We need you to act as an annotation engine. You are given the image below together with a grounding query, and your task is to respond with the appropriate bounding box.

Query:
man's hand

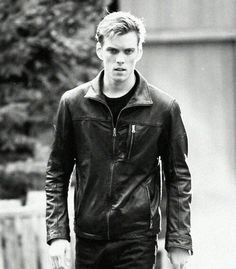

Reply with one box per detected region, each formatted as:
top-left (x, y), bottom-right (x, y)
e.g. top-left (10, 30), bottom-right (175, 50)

top-left (168, 247), bottom-right (190, 269)
top-left (49, 239), bottom-right (71, 269)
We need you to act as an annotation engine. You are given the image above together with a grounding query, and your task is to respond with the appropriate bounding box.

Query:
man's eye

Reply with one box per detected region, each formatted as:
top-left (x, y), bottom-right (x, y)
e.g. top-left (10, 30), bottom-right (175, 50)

top-left (125, 49), bottom-right (134, 55)
top-left (109, 49), bottom-right (118, 54)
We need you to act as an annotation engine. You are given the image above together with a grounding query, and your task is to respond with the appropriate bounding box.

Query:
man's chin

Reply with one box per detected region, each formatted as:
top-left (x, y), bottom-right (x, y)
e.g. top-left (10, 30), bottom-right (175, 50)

top-left (112, 75), bottom-right (126, 83)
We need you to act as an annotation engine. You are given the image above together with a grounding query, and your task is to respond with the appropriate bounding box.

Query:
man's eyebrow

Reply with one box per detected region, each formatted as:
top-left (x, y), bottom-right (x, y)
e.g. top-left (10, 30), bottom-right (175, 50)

top-left (106, 46), bottom-right (118, 50)
top-left (106, 47), bottom-right (136, 50)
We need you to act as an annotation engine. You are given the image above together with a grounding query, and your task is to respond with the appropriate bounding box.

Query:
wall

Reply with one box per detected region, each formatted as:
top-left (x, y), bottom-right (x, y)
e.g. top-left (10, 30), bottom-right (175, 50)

top-left (120, 0), bottom-right (236, 193)
top-left (119, 1), bottom-right (236, 268)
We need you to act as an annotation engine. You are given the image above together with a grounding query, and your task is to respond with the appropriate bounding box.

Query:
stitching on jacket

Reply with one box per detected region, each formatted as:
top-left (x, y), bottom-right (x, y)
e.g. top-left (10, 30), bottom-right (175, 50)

top-left (55, 182), bottom-right (59, 232)
top-left (72, 117), bottom-right (111, 122)
top-left (120, 120), bottom-right (163, 127)
top-left (170, 142), bottom-right (181, 230)
top-left (168, 99), bottom-right (181, 230)
top-left (146, 84), bottom-right (153, 102)
top-left (162, 98), bottom-right (175, 133)
top-left (172, 133), bottom-right (187, 142)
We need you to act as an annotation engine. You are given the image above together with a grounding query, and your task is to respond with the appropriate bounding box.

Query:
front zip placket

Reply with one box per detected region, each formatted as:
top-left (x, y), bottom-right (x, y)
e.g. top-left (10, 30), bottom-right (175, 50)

top-left (107, 107), bottom-right (133, 239)
top-left (107, 127), bottom-right (116, 239)
top-left (112, 127), bottom-right (116, 153)
top-left (107, 108), bottom-right (136, 239)
top-left (87, 96), bottom-right (152, 240)
top-left (86, 97), bottom-right (116, 240)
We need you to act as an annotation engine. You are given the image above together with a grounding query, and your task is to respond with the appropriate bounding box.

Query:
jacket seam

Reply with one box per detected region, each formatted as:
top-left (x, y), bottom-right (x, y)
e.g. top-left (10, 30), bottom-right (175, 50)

top-left (172, 133), bottom-right (187, 142)
top-left (171, 142), bottom-right (181, 230)
top-left (72, 117), bottom-right (111, 122)
top-left (55, 182), bottom-right (59, 232)
top-left (168, 99), bottom-right (176, 114)
top-left (146, 85), bottom-right (152, 101)
top-left (167, 234), bottom-right (191, 239)
top-left (120, 120), bottom-right (163, 127)
top-left (162, 99), bottom-right (176, 134)
top-left (169, 99), bottom-right (181, 230)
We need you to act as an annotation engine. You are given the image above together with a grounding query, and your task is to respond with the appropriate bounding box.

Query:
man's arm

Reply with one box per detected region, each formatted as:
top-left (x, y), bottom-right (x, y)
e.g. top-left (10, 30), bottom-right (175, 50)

top-left (160, 100), bottom-right (192, 264)
top-left (45, 93), bottom-right (75, 244)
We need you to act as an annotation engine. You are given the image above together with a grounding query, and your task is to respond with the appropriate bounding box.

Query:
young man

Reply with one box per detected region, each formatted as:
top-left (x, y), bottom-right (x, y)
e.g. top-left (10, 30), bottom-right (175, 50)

top-left (46, 11), bottom-right (192, 269)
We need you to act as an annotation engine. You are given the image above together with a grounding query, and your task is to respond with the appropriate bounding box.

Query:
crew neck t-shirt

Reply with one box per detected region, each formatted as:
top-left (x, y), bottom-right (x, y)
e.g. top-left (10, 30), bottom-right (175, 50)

top-left (103, 77), bottom-right (139, 126)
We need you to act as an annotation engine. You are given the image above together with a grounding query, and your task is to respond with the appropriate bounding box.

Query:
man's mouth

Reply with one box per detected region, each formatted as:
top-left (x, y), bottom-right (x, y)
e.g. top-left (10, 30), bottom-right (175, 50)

top-left (114, 68), bottom-right (126, 71)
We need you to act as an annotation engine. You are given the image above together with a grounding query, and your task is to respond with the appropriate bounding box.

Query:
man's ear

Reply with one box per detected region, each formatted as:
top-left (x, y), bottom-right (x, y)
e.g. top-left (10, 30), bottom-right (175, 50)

top-left (136, 46), bottom-right (143, 62)
top-left (96, 43), bottom-right (103, 60)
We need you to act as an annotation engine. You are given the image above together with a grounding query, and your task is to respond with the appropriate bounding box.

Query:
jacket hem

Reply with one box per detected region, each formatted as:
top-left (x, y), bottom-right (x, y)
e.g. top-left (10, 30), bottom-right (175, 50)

top-left (74, 228), bottom-right (160, 241)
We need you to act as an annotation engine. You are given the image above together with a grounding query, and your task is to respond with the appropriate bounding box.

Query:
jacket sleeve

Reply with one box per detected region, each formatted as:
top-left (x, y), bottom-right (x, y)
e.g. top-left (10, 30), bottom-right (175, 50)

top-left (45, 93), bottom-right (75, 244)
top-left (161, 100), bottom-right (193, 253)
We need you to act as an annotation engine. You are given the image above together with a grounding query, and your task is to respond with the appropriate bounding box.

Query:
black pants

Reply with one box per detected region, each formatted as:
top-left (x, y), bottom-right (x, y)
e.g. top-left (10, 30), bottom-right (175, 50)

top-left (75, 235), bottom-right (157, 269)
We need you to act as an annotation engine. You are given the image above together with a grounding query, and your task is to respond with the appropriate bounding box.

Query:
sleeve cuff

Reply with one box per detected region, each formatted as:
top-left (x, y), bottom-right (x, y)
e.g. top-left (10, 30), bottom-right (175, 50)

top-left (47, 229), bottom-right (70, 245)
top-left (165, 234), bottom-right (193, 254)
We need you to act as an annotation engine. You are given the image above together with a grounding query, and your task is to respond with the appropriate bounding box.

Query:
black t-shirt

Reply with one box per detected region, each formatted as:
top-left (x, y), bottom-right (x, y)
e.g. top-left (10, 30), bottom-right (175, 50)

top-left (104, 77), bottom-right (139, 126)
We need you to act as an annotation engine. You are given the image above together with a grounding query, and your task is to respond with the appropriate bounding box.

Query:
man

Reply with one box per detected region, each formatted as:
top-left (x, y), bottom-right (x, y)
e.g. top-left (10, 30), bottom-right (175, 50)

top-left (46, 11), bottom-right (192, 269)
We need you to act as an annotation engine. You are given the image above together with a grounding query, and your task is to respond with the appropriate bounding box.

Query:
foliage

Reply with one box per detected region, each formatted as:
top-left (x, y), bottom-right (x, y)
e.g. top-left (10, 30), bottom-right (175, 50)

top-left (0, 142), bottom-right (50, 200)
top-left (0, 0), bottom-right (106, 161)
top-left (0, 0), bottom-right (108, 198)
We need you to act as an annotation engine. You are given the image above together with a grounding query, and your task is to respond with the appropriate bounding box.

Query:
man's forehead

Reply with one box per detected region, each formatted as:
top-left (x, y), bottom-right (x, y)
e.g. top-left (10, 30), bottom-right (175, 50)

top-left (103, 32), bottom-right (139, 47)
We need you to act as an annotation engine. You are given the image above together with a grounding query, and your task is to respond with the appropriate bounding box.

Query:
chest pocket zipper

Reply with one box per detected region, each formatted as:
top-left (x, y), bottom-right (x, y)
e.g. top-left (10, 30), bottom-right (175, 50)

top-left (127, 124), bottom-right (136, 159)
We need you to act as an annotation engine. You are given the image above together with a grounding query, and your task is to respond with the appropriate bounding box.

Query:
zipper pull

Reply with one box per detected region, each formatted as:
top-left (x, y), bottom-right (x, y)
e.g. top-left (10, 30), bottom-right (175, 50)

top-left (113, 127), bottom-right (116, 137)
top-left (150, 218), bottom-right (153, 229)
top-left (131, 124), bottom-right (136, 133)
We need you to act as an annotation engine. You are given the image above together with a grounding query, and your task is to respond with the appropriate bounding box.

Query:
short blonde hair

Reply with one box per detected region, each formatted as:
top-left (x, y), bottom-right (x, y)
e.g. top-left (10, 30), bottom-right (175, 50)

top-left (95, 11), bottom-right (146, 46)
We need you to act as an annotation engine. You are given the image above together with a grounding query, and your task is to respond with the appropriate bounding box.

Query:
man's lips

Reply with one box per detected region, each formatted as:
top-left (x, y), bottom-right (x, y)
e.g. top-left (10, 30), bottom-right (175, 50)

top-left (114, 68), bottom-right (126, 71)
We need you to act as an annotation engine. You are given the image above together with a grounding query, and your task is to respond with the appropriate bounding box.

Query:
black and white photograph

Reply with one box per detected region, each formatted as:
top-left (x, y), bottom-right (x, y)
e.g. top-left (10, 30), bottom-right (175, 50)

top-left (0, 1), bottom-right (236, 268)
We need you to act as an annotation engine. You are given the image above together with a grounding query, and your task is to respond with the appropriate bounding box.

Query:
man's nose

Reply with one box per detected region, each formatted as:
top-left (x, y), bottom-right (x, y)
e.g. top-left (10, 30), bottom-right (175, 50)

top-left (116, 53), bottom-right (125, 64)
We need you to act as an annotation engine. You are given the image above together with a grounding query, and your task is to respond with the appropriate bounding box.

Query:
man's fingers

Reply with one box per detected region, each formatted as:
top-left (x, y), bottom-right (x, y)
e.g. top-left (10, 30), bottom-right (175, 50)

top-left (58, 256), bottom-right (65, 268)
top-left (49, 239), bottom-right (70, 269)
top-left (65, 248), bottom-right (71, 268)
top-left (50, 255), bottom-right (67, 269)
top-left (50, 256), bottom-right (59, 269)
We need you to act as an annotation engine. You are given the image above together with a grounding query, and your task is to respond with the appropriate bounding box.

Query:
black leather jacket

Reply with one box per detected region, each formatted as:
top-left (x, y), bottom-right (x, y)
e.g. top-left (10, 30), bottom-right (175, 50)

top-left (45, 70), bottom-right (192, 252)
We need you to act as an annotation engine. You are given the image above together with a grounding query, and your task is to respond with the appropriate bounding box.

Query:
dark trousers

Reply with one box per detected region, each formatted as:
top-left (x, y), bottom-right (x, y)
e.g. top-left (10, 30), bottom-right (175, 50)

top-left (75, 235), bottom-right (157, 269)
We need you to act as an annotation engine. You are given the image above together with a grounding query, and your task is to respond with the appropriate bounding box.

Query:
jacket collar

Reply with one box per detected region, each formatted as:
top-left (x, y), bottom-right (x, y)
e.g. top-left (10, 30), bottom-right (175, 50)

top-left (84, 70), bottom-right (153, 106)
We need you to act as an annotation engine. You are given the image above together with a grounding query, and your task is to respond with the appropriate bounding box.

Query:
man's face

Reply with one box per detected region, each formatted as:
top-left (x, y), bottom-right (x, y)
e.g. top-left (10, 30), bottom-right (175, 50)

top-left (96, 31), bottom-right (142, 84)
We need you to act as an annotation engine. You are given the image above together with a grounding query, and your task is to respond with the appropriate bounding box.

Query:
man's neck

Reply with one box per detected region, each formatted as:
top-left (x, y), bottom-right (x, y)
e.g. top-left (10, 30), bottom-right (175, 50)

top-left (103, 72), bottom-right (136, 98)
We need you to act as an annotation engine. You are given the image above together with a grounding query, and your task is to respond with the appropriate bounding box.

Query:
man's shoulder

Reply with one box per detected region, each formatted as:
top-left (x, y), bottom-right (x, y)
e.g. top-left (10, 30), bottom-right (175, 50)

top-left (62, 81), bottom-right (91, 102)
top-left (147, 83), bottom-right (175, 108)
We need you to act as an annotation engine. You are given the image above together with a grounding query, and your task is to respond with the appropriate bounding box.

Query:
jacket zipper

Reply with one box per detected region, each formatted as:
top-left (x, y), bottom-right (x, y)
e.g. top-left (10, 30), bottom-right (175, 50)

top-left (127, 124), bottom-right (136, 159)
top-left (107, 108), bottom-right (129, 239)
top-left (89, 100), bottom-right (115, 240)
top-left (86, 98), bottom-right (142, 239)
top-left (145, 185), bottom-right (153, 229)
top-left (108, 114), bottom-right (116, 240)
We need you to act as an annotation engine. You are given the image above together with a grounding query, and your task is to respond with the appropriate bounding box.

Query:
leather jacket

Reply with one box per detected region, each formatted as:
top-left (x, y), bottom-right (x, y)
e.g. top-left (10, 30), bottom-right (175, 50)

top-left (45, 70), bottom-right (192, 252)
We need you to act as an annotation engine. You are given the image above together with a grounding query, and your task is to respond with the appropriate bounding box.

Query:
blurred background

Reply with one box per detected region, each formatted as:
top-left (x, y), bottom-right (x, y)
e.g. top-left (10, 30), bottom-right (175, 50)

top-left (0, 0), bottom-right (236, 268)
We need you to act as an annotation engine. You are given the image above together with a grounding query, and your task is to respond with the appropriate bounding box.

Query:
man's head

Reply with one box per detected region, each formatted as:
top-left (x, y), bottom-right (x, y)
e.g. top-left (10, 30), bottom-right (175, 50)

top-left (95, 12), bottom-right (146, 85)
top-left (95, 11), bottom-right (146, 48)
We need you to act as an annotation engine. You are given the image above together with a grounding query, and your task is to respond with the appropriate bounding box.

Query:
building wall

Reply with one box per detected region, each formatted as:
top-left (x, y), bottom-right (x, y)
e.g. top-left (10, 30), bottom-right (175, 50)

top-left (120, 0), bottom-right (236, 194)
top-left (120, 0), bottom-right (236, 30)
top-left (118, 1), bottom-right (236, 267)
